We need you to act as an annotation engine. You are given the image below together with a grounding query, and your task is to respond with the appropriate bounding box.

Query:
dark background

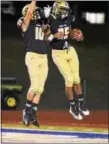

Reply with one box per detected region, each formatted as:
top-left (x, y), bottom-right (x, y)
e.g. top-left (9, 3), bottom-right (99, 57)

top-left (1, 1), bottom-right (108, 110)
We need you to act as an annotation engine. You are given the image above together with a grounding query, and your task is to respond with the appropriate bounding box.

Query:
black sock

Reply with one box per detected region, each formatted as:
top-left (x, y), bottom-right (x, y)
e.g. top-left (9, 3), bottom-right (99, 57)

top-left (68, 99), bottom-right (76, 106)
top-left (25, 100), bottom-right (32, 111)
top-left (32, 103), bottom-right (38, 112)
top-left (78, 94), bottom-right (84, 102)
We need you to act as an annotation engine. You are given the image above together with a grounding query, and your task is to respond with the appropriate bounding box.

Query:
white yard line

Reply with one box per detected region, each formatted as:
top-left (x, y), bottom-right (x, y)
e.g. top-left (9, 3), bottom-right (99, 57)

top-left (2, 132), bottom-right (108, 144)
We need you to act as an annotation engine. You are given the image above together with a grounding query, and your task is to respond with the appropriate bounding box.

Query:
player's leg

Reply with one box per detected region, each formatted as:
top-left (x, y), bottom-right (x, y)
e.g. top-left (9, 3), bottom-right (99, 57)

top-left (69, 47), bottom-right (90, 116)
top-left (31, 54), bottom-right (48, 127)
top-left (24, 52), bottom-right (40, 126)
top-left (38, 55), bottom-right (48, 94)
top-left (52, 50), bottom-right (82, 120)
top-left (30, 93), bottom-right (40, 127)
top-left (52, 50), bottom-right (74, 99)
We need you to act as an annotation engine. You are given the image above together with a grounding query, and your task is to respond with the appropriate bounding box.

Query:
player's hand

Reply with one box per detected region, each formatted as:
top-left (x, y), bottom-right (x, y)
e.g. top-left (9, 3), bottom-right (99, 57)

top-left (44, 5), bottom-right (51, 18)
top-left (53, 32), bottom-right (64, 39)
top-left (71, 29), bottom-right (84, 41)
top-left (17, 17), bottom-right (24, 28)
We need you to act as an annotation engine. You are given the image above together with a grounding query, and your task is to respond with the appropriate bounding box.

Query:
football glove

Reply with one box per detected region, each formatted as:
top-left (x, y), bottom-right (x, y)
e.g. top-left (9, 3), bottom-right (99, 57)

top-left (71, 29), bottom-right (84, 41)
top-left (44, 5), bottom-right (51, 18)
top-left (17, 17), bottom-right (24, 28)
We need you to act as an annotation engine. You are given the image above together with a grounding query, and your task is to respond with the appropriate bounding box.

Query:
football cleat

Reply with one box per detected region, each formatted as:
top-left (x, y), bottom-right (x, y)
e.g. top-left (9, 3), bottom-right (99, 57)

top-left (23, 109), bottom-right (31, 126)
top-left (31, 111), bottom-right (39, 127)
top-left (79, 101), bottom-right (90, 116)
top-left (69, 102), bottom-right (83, 120)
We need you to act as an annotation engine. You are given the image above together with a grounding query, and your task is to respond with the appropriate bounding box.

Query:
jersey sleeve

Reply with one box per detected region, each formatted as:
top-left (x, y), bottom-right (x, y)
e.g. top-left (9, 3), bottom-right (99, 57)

top-left (48, 15), bottom-right (52, 26)
top-left (48, 14), bottom-right (57, 30)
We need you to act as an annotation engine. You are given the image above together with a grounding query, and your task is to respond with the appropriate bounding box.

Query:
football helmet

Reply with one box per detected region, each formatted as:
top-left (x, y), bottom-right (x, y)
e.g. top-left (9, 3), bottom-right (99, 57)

top-left (22, 4), bottom-right (41, 20)
top-left (52, 1), bottom-right (70, 19)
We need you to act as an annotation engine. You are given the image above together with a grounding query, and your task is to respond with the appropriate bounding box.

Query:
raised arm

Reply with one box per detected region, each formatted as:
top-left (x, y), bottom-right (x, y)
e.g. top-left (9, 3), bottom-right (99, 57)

top-left (22, 0), bottom-right (36, 32)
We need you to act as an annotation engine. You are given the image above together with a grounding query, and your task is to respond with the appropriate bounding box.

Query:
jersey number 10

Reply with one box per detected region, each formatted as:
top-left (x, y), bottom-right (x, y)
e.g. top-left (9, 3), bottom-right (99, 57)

top-left (35, 27), bottom-right (44, 40)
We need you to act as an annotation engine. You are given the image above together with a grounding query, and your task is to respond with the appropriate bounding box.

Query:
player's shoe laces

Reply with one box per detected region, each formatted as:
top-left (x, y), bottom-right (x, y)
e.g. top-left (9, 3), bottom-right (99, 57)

top-left (69, 102), bottom-right (83, 120)
top-left (23, 109), bottom-right (31, 126)
top-left (31, 111), bottom-right (39, 127)
top-left (79, 101), bottom-right (90, 116)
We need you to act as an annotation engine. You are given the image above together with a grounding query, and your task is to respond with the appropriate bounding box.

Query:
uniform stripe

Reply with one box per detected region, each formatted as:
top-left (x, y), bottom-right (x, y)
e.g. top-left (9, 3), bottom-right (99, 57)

top-left (2, 128), bottom-right (108, 139)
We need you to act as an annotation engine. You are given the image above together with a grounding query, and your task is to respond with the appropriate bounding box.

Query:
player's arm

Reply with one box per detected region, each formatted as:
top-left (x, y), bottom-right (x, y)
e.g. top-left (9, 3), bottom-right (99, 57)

top-left (44, 19), bottom-right (64, 42)
top-left (42, 8), bottom-right (64, 41)
top-left (21, 0), bottom-right (36, 32)
top-left (44, 27), bottom-right (64, 42)
top-left (40, 5), bottom-right (51, 33)
top-left (17, 17), bottom-right (24, 28)
top-left (17, 17), bottom-right (25, 37)
top-left (70, 14), bottom-right (84, 41)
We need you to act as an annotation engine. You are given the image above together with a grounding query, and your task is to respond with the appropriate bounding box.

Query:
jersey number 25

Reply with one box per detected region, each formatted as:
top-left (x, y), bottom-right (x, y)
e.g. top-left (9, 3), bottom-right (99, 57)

top-left (58, 27), bottom-right (70, 39)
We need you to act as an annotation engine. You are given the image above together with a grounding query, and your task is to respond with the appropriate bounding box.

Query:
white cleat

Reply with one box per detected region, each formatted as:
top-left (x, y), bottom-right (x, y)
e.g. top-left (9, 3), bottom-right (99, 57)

top-left (79, 108), bottom-right (90, 116)
top-left (23, 109), bottom-right (25, 120)
top-left (22, 109), bottom-right (30, 126)
top-left (69, 106), bottom-right (83, 120)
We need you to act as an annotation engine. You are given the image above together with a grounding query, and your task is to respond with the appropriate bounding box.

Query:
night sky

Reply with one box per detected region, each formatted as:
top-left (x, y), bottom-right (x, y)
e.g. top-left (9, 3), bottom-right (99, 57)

top-left (12, 1), bottom-right (108, 12)
top-left (15, 1), bottom-right (107, 7)
top-left (1, 1), bottom-right (108, 22)
top-left (13, 1), bottom-right (109, 18)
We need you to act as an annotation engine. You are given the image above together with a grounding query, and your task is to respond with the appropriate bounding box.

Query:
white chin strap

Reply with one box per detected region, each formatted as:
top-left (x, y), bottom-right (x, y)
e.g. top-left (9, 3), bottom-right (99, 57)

top-left (37, 15), bottom-right (41, 19)
top-left (61, 14), bottom-right (67, 19)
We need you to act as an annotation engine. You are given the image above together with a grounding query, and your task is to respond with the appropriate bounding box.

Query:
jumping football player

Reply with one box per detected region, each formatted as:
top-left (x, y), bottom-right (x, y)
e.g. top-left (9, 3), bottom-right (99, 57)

top-left (17, 0), bottom-right (51, 127)
top-left (47, 1), bottom-right (90, 120)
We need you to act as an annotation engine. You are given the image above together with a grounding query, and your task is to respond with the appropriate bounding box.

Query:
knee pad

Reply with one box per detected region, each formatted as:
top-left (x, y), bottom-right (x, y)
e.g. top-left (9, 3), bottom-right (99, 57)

top-left (65, 76), bottom-right (74, 87)
top-left (37, 88), bottom-right (44, 95)
top-left (73, 73), bottom-right (80, 84)
top-left (28, 87), bottom-right (44, 95)
top-left (28, 87), bottom-right (37, 95)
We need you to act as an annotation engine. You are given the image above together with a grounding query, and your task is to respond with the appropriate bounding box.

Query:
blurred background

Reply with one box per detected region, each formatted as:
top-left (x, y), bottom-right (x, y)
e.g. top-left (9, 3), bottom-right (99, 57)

top-left (1, 1), bottom-right (108, 110)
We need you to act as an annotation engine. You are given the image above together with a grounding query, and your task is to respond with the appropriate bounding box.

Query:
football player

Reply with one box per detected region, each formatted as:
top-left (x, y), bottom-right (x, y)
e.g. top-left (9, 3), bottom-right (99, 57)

top-left (17, 0), bottom-right (51, 127)
top-left (47, 1), bottom-right (90, 120)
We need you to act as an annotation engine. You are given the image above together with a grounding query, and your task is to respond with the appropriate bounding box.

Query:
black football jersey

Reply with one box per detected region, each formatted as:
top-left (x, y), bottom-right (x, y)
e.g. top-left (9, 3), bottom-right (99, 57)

top-left (23, 20), bottom-right (47, 54)
top-left (49, 14), bottom-right (75, 50)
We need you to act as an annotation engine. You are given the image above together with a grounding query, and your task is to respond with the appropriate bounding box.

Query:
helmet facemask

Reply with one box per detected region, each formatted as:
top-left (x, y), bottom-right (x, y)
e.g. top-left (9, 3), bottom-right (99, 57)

top-left (58, 7), bottom-right (69, 19)
top-left (33, 9), bottom-right (41, 20)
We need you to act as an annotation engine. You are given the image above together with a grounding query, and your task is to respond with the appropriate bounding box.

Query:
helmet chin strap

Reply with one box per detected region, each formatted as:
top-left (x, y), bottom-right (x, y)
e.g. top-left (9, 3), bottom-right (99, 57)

top-left (61, 14), bottom-right (68, 19)
top-left (37, 15), bottom-right (41, 20)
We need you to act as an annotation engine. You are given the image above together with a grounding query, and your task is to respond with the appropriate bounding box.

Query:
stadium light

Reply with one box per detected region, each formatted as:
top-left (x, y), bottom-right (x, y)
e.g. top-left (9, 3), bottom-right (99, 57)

top-left (96, 13), bottom-right (105, 24)
top-left (84, 12), bottom-right (105, 24)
